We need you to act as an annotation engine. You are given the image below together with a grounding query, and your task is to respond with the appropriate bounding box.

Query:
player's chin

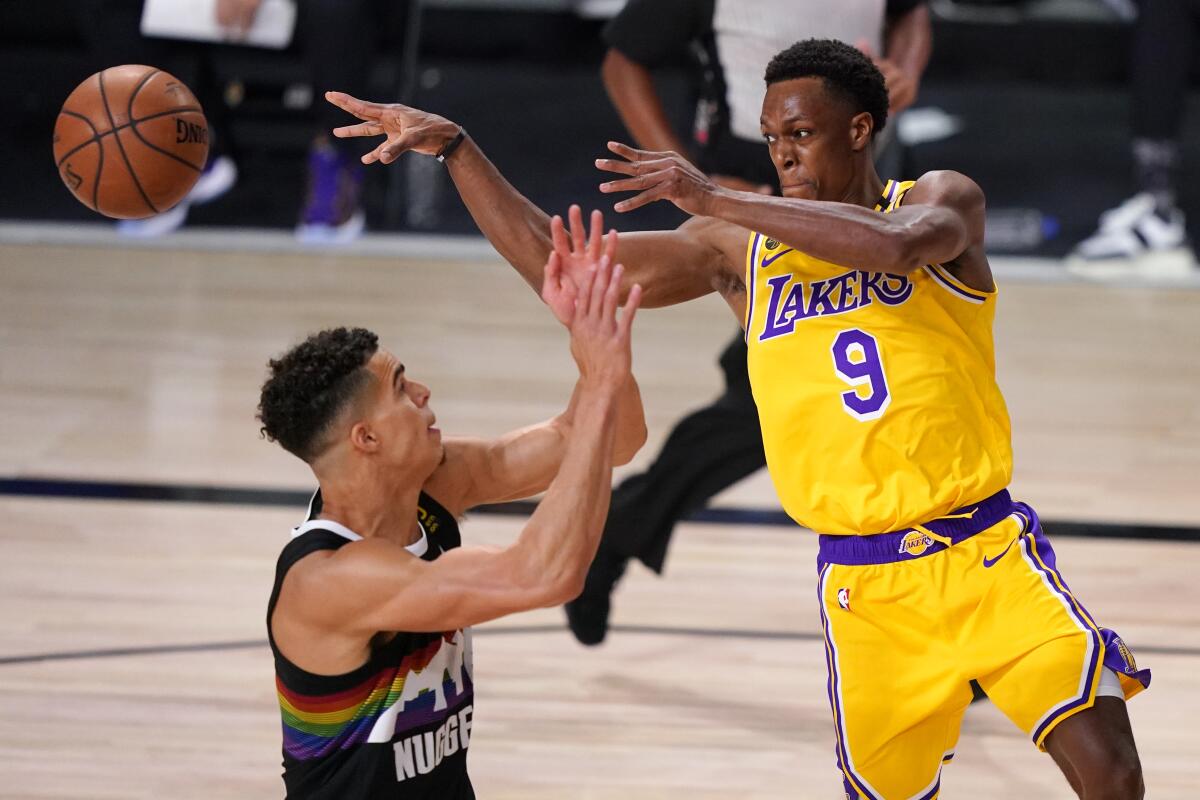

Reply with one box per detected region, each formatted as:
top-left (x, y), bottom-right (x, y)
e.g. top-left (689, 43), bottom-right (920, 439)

top-left (780, 184), bottom-right (816, 199)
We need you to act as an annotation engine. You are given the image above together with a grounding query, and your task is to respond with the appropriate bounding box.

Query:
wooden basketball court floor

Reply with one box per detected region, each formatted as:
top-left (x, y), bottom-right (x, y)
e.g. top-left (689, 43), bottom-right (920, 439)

top-left (1, 225), bottom-right (1199, 798)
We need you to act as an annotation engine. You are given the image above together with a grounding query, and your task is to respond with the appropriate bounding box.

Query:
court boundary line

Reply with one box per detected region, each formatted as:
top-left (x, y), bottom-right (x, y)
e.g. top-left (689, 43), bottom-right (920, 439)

top-left (2, 475), bottom-right (1198, 542)
top-left (3, 626), bottom-right (1197, 667)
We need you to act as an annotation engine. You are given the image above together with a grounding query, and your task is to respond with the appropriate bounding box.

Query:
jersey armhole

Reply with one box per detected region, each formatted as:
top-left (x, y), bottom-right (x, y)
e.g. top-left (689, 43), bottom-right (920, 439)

top-left (893, 181), bottom-right (995, 304)
top-left (743, 231), bottom-right (763, 340)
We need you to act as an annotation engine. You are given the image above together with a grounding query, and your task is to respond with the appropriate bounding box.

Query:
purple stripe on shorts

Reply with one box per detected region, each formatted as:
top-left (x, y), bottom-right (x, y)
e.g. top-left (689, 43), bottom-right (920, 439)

top-left (818, 564), bottom-right (883, 800)
top-left (915, 777), bottom-right (943, 800)
top-left (1019, 514), bottom-right (1104, 744)
top-left (818, 489), bottom-right (1013, 567)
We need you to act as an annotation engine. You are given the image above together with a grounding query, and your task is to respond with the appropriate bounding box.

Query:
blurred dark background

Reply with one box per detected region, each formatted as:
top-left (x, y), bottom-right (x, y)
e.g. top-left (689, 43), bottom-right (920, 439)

top-left (3, 0), bottom-right (1199, 256)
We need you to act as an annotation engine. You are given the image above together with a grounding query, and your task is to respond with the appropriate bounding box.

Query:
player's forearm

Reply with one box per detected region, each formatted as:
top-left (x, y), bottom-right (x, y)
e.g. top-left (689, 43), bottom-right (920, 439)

top-left (602, 50), bottom-right (692, 156)
top-left (557, 372), bottom-right (646, 467)
top-left (612, 374), bottom-right (646, 465)
top-left (705, 189), bottom-right (958, 274)
top-left (444, 137), bottom-right (554, 293)
top-left (515, 385), bottom-right (619, 604)
top-left (885, 4), bottom-right (932, 84)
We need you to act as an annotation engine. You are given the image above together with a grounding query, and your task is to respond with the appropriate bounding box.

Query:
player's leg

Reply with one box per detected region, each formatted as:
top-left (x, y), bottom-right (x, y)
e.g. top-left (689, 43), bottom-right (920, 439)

top-left (1070, 0), bottom-right (1198, 273)
top-left (1044, 697), bottom-right (1143, 800)
top-left (296, 0), bottom-right (387, 240)
top-left (819, 559), bottom-right (972, 799)
top-left (974, 504), bottom-right (1150, 798)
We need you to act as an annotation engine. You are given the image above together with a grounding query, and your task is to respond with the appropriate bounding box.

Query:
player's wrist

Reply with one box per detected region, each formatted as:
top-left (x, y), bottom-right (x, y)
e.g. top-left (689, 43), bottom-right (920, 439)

top-left (436, 127), bottom-right (467, 164)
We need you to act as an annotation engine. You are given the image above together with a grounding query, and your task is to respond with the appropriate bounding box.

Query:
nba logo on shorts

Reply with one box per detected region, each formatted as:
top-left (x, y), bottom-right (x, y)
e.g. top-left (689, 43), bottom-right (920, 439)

top-left (898, 530), bottom-right (933, 557)
top-left (837, 587), bottom-right (850, 610)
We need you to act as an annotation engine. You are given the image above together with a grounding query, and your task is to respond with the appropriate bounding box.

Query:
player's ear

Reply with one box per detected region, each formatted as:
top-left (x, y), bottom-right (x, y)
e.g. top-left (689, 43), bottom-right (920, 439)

top-left (849, 111), bottom-right (874, 153)
top-left (349, 421), bottom-right (379, 453)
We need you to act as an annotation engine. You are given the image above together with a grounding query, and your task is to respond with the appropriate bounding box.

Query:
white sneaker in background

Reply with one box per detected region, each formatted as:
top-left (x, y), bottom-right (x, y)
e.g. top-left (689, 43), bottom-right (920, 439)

top-left (1067, 193), bottom-right (1196, 279)
top-left (116, 155), bottom-right (238, 238)
top-left (188, 156), bottom-right (238, 205)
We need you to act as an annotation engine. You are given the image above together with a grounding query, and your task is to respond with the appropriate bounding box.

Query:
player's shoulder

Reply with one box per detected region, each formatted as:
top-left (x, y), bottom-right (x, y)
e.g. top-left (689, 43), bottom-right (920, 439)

top-left (907, 170), bottom-right (986, 210)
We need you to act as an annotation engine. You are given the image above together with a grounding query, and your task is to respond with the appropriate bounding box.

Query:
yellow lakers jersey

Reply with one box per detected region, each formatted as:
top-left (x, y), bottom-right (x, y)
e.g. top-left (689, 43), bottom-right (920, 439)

top-left (744, 179), bottom-right (1013, 535)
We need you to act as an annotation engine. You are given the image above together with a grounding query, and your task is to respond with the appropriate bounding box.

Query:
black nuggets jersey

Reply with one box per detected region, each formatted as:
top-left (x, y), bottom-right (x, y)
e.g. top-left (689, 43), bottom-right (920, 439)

top-left (267, 491), bottom-right (475, 799)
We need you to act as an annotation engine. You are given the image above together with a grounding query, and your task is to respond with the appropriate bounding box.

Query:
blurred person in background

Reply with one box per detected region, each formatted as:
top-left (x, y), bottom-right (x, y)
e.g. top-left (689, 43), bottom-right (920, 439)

top-left (1071, 0), bottom-right (1199, 276)
top-left (566, 0), bottom-right (931, 646)
top-left (80, 0), bottom-right (390, 242)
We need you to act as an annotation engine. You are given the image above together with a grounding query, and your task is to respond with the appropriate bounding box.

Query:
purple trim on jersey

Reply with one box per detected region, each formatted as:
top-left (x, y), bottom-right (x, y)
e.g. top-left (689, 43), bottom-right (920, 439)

top-left (819, 564), bottom-right (884, 800)
top-left (817, 489), bottom-right (1014, 567)
top-left (924, 265), bottom-right (987, 304)
top-left (744, 233), bottom-right (762, 343)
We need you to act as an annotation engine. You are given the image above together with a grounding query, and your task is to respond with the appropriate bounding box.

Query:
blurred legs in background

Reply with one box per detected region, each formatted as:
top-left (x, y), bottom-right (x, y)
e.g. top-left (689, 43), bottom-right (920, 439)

top-left (1072, 0), bottom-right (1199, 275)
top-left (566, 333), bottom-right (766, 645)
top-left (295, 0), bottom-right (387, 243)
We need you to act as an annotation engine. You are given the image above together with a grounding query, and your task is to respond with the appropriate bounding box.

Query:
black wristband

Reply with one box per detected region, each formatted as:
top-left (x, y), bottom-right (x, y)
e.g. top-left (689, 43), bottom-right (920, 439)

top-left (436, 128), bottom-right (466, 164)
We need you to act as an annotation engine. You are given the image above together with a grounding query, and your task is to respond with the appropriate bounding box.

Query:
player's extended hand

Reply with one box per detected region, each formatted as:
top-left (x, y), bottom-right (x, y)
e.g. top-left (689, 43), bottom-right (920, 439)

top-left (564, 238), bottom-right (642, 387)
top-left (596, 142), bottom-right (720, 216)
top-left (542, 205), bottom-right (618, 325)
top-left (325, 92), bottom-right (461, 165)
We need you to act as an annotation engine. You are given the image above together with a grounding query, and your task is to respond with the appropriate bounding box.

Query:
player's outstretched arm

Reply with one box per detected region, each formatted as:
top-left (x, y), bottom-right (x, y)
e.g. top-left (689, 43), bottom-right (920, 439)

top-left (323, 92), bottom-right (740, 310)
top-left (284, 261), bottom-right (642, 634)
top-left (598, 143), bottom-right (991, 291)
top-left (423, 210), bottom-right (647, 513)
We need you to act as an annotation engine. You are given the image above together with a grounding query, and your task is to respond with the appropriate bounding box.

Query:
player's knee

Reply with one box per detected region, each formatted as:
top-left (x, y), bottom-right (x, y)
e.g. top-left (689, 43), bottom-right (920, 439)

top-left (1080, 749), bottom-right (1143, 800)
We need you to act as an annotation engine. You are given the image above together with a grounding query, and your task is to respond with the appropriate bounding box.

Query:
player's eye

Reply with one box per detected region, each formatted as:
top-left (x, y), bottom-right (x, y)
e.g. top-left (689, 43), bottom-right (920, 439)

top-left (792, 129), bottom-right (811, 139)
top-left (762, 133), bottom-right (776, 143)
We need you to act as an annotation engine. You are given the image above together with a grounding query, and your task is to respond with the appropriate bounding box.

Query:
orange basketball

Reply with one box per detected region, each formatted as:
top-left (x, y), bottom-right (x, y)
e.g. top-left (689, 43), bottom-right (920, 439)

top-left (53, 65), bottom-right (209, 220)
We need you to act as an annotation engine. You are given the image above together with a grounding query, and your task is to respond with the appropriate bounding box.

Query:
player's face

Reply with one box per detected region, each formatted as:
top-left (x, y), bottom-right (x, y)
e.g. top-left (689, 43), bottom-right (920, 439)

top-left (362, 349), bottom-right (443, 475)
top-left (759, 77), bottom-right (870, 202)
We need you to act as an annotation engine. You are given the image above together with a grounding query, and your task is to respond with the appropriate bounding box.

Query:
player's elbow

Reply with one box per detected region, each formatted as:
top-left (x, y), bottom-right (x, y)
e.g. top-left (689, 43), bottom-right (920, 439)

top-left (612, 421), bottom-right (648, 466)
top-left (530, 568), bottom-right (585, 608)
top-left (509, 543), bottom-right (586, 608)
top-left (893, 235), bottom-right (928, 275)
top-left (887, 217), bottom-right (964, 275)
top-left (550, 570), bottom-right (588, 606)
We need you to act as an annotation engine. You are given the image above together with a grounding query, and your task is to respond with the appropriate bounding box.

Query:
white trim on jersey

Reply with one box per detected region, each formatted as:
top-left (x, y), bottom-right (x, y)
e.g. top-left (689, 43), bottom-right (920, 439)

top-left (293, 511), bottom-right (430, 556)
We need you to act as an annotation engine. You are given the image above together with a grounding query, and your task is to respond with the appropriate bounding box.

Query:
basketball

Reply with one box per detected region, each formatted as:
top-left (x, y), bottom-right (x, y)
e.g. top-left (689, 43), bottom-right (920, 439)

top-left (52, 65), bottom-right (209, 220)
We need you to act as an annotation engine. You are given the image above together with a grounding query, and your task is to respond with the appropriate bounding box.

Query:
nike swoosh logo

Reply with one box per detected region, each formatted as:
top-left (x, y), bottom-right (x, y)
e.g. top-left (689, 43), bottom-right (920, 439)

top-left (982, 539), bottom-right (1016, 568)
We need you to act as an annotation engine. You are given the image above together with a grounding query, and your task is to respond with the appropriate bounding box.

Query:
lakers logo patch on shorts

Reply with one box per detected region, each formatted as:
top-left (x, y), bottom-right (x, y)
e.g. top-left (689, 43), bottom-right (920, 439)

top-left (898, 530), bottom-right (934, 557)
top-left (1114, 636), bottom-right (1138, 673)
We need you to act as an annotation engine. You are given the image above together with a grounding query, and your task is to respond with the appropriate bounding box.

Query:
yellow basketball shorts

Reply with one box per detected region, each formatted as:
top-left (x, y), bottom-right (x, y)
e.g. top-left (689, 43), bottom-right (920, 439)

top-left (816, 489), bottom-right (1150, 800)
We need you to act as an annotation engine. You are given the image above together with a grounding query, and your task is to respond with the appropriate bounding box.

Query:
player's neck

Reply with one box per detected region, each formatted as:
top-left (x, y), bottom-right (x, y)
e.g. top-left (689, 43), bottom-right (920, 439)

top-left (840, 163), bottom-right (886, 208)
top-left (315, 466), bottom-right (425, 547)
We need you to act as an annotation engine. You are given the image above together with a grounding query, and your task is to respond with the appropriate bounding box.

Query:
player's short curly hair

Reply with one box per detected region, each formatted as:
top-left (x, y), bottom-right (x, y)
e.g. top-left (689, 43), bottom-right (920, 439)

top-left (764, 38), bottom-right (889, 137)
top-left (257, 327), bottom-right (379, 462)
